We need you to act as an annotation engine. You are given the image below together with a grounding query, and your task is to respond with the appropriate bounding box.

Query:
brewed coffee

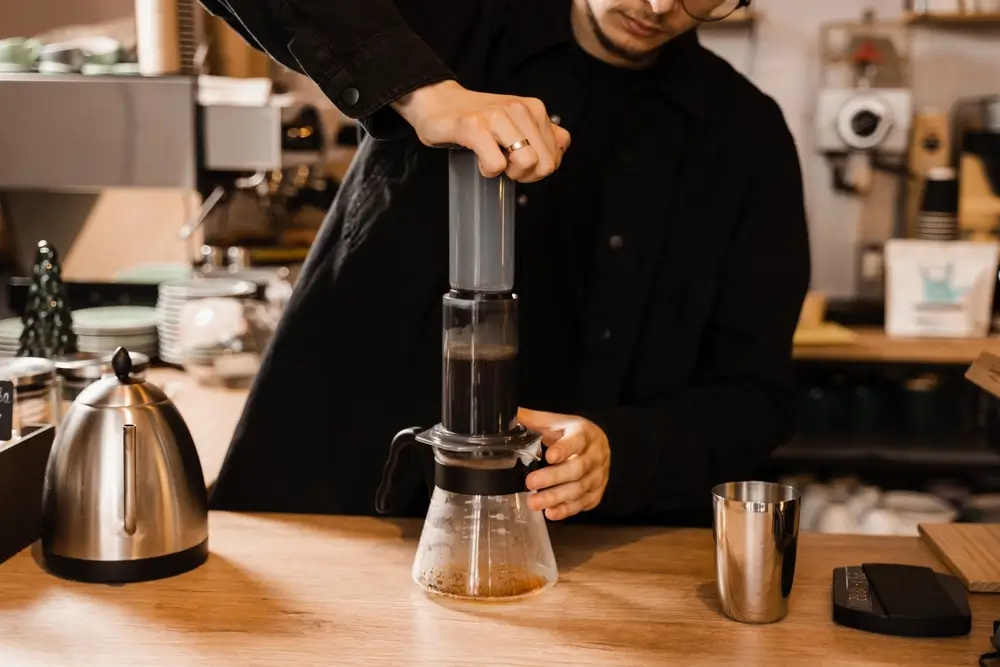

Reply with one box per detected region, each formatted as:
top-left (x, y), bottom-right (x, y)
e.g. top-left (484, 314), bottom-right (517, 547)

top-left (412, 485), bottom-right (557, 601)
top-left (442, 343), bottom-right (518, 435)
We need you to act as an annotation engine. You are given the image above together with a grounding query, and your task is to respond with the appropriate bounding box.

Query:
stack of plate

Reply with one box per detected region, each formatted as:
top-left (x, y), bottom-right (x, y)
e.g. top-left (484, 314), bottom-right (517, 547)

top-left (156, 278), bottom-right (258, 365)
top-left (0, 318), bottom-right (24, 358)
top-left (72, 306), bottom-right (159, 357)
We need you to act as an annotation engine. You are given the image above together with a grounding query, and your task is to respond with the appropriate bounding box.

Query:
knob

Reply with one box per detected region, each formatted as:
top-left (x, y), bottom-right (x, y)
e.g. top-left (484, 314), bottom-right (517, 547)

top-left (851, 110), bottom-right (882, 138)
top-left (111, 347), bottom-right (132, 381)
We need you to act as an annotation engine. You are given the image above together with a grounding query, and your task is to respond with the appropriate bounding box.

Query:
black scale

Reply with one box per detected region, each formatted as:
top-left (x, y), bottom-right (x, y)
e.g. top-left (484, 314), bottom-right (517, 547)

top-left (832, 563), bottom-right (971, 638)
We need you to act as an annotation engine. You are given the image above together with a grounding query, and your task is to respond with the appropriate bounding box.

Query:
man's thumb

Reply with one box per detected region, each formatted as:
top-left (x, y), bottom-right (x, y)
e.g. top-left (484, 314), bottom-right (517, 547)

top-left (517, 407), bottom-right (565, 444)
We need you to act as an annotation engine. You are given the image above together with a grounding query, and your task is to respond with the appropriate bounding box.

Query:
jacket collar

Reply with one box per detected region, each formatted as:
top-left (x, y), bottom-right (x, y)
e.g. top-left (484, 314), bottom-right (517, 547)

top-left (505, 0), bottom-right (712, 117)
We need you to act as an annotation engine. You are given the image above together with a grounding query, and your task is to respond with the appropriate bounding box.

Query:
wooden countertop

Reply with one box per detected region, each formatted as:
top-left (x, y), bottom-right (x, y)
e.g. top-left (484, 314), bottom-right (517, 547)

top-left (793, 326), bottom-right (1000, 365)
top-left (1, 371), bottom-right (998, 665)
top-left (1, 515), bottom-right (999, 666)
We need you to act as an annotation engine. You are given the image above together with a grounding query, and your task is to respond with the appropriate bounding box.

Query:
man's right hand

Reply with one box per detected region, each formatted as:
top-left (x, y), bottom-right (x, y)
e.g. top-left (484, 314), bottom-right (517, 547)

top-left (393, 80), bottom-right (571, 183)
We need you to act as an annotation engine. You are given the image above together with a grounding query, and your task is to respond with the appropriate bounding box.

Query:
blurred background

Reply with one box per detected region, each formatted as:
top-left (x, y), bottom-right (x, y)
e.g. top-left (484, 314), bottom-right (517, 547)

top-left (1, 0), bottom-right (1000, 536)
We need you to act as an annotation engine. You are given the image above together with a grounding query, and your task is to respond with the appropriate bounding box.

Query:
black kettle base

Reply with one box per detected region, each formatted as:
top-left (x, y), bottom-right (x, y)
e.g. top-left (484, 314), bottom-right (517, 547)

top-left (40, 538), bottom-right (209, 584)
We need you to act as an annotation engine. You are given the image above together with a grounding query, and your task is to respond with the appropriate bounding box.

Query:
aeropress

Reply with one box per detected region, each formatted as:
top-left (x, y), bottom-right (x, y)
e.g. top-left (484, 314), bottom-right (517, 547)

top-left (375, 148), bottom-right (558, 601)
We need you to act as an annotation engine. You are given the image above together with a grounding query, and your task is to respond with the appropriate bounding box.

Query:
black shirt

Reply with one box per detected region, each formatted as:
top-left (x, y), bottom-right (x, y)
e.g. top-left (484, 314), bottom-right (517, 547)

top-left (517, 47), bottom-right (656, 417)
top-left (566, 47), bottom-right (654, 296)
top-left (200, 0), bottom-right (811, 525)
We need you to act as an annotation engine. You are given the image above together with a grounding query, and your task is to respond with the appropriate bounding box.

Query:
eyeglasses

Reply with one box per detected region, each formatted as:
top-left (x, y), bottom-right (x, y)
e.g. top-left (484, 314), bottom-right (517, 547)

top-left (680, 0), bottom-right (752, 22)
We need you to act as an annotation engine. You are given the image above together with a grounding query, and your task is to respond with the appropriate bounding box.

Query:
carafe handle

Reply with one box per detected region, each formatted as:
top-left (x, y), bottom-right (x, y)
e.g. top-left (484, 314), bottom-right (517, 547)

top-left (123, 424), bottom-right (137, 536)
top-left (375, 426), bottom-right (422, 515)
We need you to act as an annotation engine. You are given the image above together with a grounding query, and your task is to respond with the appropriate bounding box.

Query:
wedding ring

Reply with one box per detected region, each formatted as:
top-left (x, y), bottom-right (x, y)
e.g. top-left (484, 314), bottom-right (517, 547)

top-left (506, 139), bottom-right (530, 153)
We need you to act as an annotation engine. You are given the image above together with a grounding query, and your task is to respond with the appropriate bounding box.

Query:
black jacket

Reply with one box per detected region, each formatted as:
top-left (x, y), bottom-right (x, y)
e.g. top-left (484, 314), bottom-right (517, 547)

top-left (202, 0), bottom-right (811, 525)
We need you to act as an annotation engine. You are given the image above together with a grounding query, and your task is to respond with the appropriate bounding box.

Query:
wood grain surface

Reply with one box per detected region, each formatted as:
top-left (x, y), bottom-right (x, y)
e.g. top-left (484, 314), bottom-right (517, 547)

top-left (1, 516), bottom-right (998, 666)
top-left (921, 523), bottom-right (1000, 593)
top-left (793, 326), bottom-right (1000, 364)
top-left (2, 369), bottom-right (996, 665)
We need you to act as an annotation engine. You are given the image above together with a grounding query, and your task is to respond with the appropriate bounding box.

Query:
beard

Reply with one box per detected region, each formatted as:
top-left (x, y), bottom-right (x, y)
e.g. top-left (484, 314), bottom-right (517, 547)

top-left (584, 2), bottom-right (677, 65)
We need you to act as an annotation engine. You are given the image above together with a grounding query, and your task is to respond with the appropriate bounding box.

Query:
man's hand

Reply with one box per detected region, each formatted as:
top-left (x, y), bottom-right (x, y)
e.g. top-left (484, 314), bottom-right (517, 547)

top-left (518, 408), bottom-right (610, 521)
top-left (392, 80), bottom-right (571, 183)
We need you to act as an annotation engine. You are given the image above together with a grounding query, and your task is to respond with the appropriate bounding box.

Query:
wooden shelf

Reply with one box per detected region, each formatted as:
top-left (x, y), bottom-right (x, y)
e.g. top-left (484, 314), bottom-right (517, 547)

top-left (793, 326), bottom-right (1000, 365)
top-left (905, 11), bottom-right (1000, 26)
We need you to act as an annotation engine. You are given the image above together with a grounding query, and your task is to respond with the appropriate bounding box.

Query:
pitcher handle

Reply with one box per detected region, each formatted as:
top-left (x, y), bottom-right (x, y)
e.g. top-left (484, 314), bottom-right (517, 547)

top-left (123, 424), bottom-right (137, 536)
top-left (375, 426), bottom-right (423, 515)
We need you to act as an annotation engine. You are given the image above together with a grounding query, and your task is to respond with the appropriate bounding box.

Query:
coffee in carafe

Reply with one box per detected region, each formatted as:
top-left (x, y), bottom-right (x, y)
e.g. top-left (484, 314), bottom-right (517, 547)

top-left (375, 148), bottom-right (558, 601)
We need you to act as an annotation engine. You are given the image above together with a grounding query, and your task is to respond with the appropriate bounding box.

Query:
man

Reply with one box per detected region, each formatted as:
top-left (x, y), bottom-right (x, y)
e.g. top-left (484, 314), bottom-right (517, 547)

top-left (202, 0), bottom-right (811, 526)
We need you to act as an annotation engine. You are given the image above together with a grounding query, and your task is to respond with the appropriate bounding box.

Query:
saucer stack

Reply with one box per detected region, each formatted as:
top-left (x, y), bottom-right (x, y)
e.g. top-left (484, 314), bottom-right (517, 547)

top-left (156, 278), bottom-right (258, 365)
top-left (0, 318), bottom-right (24, 358)
top-left (72, 306), bottom-right (159, 357)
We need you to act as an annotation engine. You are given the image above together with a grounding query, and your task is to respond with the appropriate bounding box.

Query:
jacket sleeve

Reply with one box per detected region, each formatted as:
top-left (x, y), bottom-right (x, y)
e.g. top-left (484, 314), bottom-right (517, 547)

top-left (588, 100), bottom-right (811, 518)
top-left (197, 0), bottom-right (470, 136)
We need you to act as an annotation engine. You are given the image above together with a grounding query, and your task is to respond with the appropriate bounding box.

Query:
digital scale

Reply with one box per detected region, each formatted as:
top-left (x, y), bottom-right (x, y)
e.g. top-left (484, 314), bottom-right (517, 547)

top-left (832, 563), bottom-right (971, 638)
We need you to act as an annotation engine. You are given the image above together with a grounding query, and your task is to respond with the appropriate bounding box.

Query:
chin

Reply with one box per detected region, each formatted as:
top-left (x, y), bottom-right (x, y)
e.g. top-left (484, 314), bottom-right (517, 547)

top-left (606, 27), bottom-right (669, 60)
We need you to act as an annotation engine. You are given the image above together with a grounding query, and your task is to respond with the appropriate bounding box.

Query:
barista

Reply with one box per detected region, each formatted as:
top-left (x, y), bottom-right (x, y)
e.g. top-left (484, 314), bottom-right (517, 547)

top-left (202, 0), bottom-right (811, 526)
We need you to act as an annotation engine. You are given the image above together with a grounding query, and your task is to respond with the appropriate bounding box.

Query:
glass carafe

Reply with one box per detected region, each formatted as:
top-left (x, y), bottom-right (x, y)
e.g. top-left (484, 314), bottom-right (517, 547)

top-left (412, 447), bottom-right (557, 600)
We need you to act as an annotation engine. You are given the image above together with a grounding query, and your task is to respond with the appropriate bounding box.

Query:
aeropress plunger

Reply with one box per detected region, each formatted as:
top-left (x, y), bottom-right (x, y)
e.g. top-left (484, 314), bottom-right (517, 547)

top-left (375, 148), bottom-right (558, 601)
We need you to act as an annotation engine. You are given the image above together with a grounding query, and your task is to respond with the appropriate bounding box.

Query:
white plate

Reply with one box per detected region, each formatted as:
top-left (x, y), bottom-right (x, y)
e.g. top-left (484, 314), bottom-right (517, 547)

top-left (158, 278), bottom-right (257, 299)
top-left (77, 334), bottom-right (158, 346)
top-left (0, 318), bottom-right (23, 338)
top-left (72, 306), bottom-right (158, 336)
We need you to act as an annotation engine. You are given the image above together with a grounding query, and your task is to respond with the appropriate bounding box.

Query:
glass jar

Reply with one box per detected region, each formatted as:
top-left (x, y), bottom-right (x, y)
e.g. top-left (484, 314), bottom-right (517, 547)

top-left (54, 351), bottom-right (150, 416)
top-left (0, 357), bottom-right (59, 442)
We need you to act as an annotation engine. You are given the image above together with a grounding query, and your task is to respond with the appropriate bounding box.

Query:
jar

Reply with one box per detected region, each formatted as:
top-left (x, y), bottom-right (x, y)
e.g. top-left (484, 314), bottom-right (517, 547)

top-left (0, 357), bottom-right (59, 441)
top-left (55, 351), bottom-right (150, 416)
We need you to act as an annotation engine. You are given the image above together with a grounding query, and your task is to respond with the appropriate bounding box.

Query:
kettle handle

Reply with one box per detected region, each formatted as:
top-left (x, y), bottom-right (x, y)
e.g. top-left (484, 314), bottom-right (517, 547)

top-left (123, 424), bottom-right (137, 536)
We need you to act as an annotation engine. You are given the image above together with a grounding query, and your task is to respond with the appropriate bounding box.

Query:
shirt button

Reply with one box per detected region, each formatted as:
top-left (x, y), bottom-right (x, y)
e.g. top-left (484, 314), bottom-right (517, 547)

top-left (609, 235), bottom-right (624, 250)
top-left (517, 194), bottom-right (529, 207)
top-left (550, 114), bottom-right (561, 125)
top-left (342, 87), bottom-right (360, 106)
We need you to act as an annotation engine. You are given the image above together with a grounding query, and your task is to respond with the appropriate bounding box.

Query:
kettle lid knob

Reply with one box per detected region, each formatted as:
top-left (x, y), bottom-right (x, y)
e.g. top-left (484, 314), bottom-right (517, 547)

top-left (111, 347), bottom-right (133, 381)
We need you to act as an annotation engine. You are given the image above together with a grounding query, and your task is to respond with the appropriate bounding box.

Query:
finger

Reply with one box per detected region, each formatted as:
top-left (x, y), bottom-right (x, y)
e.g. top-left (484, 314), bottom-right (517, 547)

top-left (545, 502), bottom-right (580, 521)
top-left (579, 468), bottom-right (609, 494)
top-left (485, 110), bottom-right (539, 181)
top-left (528, 479), bottom-right (584, 512)
top-left (517, 407), bottom-right (570, 430)
top-left (458, 116), bottom-right (507, 177)
top-left (545, 431), bottom-right (587, 464)
top-left (521, 97), bottom-right (559, 159)
top-left (517, 407), bottom-right (567, 445)
top-left (507, 99), bottom-right (557, 176)
top-left (546, 491), bottom-right (603, 521)
top-left (526, 453), bottom-right (587, 491)
top-left (552, 125), bottom-right (572, 156)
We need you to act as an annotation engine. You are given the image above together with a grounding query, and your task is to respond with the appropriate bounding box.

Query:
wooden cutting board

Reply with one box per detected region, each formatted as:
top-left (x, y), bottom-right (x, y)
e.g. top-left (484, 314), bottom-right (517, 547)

top-left (919, 523), bottom-right (1000, 593)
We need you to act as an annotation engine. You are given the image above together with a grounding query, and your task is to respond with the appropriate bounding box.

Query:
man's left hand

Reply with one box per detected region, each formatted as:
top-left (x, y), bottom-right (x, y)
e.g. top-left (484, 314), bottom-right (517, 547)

top-left (518, 408), bottom-right (610, 521)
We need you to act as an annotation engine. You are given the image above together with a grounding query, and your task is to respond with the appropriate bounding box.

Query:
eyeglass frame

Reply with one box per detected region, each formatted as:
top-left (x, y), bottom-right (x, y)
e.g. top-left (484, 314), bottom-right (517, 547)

top-left (680, 0), bottom-right (752, 22)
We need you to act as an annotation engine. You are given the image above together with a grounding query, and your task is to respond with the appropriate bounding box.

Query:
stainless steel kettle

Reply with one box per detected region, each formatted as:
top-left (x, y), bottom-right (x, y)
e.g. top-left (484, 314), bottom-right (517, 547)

top-left (41, 348), bottom-right (209, 583)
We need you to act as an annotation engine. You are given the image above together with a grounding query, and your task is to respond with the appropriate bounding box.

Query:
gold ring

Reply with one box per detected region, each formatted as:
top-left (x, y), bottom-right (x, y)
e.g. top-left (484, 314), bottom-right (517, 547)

top-left (506, 139), bottom-right (530, 152)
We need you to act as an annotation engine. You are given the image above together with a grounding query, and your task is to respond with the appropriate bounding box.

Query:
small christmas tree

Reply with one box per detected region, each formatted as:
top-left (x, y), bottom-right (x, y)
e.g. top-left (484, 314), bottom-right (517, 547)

top-left (18, 240), bottom-right (77, 358)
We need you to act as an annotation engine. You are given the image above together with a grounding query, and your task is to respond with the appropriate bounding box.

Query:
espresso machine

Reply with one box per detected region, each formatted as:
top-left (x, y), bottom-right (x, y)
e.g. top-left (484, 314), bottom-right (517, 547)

top-left (376, 149), bottom-right (558, 601)
top-left (953, 96), bottom-right (1000, 242)
top-left (181, 102), bottom-right (337, 270)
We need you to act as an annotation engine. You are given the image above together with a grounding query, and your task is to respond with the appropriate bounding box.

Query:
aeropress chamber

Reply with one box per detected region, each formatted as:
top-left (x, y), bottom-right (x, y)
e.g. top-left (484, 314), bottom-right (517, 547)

top-left (375, 148), bottom-right (558, 601)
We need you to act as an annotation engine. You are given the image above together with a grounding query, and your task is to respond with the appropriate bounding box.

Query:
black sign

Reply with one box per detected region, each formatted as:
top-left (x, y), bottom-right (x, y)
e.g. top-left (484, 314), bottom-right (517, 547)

top-left (0, 381), bottom-right (13, 442)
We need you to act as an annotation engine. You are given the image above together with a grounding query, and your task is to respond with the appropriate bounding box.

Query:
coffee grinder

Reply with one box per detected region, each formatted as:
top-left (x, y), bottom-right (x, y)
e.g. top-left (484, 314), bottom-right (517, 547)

top-left (376, 148), bottom-right (558, 601)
